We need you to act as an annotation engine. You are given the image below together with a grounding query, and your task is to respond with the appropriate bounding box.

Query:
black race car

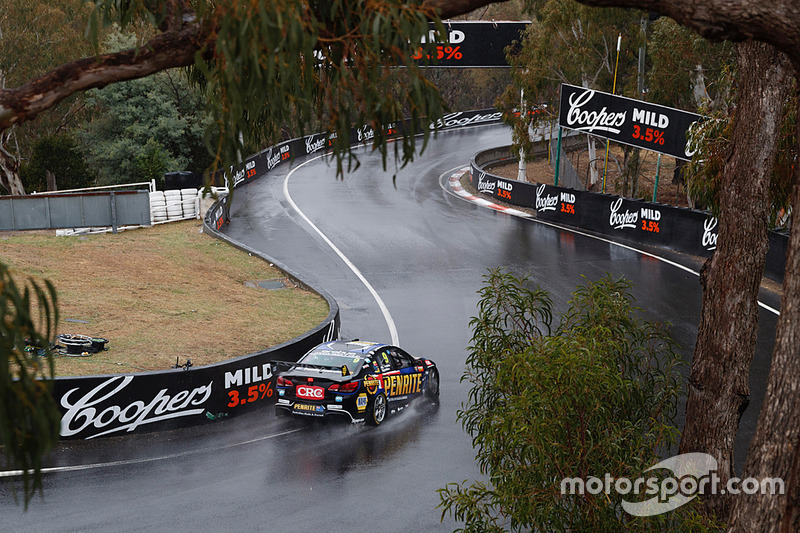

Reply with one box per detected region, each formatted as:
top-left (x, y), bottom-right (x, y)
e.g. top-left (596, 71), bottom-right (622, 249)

top-left (274, 340), bottom-right (439, 425)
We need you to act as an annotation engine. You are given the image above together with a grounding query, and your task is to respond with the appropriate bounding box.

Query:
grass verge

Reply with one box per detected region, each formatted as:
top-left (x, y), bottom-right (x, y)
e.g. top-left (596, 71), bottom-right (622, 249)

top-left (1, 220), bottom-right (329, 376)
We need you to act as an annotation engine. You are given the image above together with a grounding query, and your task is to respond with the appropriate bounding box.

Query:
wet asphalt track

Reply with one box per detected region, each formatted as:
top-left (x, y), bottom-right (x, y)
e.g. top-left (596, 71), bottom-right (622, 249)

top-left (1, 124), bottom-right (780, 532)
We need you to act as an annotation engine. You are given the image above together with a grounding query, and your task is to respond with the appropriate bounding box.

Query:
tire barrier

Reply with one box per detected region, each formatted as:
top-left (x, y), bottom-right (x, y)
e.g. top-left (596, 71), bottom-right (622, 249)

top-left (470, 148), bottom-right (788, 283)
top-left (149, 188), bottom-right (199, 224)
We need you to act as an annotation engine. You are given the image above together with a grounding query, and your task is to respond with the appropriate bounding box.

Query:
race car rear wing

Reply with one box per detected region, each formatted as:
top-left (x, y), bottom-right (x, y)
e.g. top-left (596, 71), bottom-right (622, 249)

top-left (271, 360), bottom-right (353, 378)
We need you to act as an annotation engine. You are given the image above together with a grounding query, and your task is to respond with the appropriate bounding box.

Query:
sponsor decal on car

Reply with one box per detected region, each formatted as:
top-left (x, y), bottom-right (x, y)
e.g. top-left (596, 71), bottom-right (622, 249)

top-left (364, 375), bottom-right (381, 395)
top-left (357, 394), bottom-right (368, 412)
top-left (383, 373), bottom-right (422, 397)
top-left (297, 385), bottom-right (325, 400)
top-left (294, 403), bottom-right (325, 416)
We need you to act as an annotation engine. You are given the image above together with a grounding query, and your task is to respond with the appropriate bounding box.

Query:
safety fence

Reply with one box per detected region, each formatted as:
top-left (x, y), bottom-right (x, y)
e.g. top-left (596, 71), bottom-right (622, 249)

top-left (0, 190), bottom-right (151, 232)
top-left (470, 148), bottom-right (788, 283)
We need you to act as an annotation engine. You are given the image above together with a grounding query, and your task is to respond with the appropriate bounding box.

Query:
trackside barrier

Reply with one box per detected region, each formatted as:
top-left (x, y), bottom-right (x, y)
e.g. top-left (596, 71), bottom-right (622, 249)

top-left (54, 309), bottom-right (339, 439)
top-left (0, 190), bottom-right (151, 232)
top-left (469, 148), bottom-right (788, 283)
top-left (51, 109), bottom-right (504, 440)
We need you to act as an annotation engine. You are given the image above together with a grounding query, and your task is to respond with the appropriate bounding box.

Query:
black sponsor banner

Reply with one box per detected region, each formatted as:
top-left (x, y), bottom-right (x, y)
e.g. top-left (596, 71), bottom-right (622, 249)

top-left (433, 109), bottom-right (504, 131)
top-left (219, 110), bottom-right (504, 189)
top-left (259, 141), bottom-right (293, 175)
top-left (468, 167), bottom-right (728, 260)
top-left (413, 22), bottom-right (528, 68)
top-left (53, 318), bottom-right (339, 440)
top-left (469, 146), bottom-right (728, 260)
top-left (558, 84), bottom-right (703, 160)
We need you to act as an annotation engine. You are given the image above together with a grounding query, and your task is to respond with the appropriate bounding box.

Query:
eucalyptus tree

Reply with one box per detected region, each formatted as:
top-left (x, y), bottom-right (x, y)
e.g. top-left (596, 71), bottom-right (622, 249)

top-left (500, 0), bottom-right (640, 188)
top-left (439, 270), bottom-right (719, 531)
top-left (77, 29), bottom-right (214, 187)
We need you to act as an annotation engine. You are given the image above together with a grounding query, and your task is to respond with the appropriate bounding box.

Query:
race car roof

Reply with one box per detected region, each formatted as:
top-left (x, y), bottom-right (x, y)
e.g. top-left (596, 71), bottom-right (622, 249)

top-left (311, 340), bottom-right (388, 356)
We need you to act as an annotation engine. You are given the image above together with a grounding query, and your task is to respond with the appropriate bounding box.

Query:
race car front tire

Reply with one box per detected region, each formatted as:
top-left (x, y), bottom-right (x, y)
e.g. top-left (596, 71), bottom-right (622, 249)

top-left (367, 393), bottom-right (388, 426)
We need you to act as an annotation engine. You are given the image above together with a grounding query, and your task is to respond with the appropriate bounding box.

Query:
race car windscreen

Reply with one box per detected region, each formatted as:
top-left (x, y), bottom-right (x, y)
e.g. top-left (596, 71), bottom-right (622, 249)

top-left (300, 348), bottom-right (366, 376)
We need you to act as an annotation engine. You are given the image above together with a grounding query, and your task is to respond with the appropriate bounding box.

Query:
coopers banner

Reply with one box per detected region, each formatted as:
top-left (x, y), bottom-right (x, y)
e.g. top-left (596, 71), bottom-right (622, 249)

top-left (469, 154), bottom-right (785, 281)
top-left (413, 21), bottom-right (529, 68)
top-left (469, 159), bottom-right (723, 257)
top-left (558, 84), bottom-right (703, 160)
top-left (220, 109), bottom-right (504, 187)
top-left (54, 320), bottom-right (339, 440)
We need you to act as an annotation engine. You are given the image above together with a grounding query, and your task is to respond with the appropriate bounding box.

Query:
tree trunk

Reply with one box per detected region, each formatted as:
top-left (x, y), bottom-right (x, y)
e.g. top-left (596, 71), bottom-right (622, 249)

top-left (587, 135), bottom-right (600, 188)
top-left (0, 133), bottom-right (24, 195)
top-left (679, 41), bottom-right (793, 521)
top-left (727, 70), bottom-right (800, 533)
top-left (45, 170), bottom-right (57, 192)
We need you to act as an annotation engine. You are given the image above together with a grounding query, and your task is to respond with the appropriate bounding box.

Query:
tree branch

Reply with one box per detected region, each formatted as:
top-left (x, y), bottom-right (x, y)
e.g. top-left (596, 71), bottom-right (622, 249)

top-left (570, 0), bottom-right (800, 66)
top-left (424, 0), bottom-right (511, 19)
top-left (0, 23), bottom-right (209, 130)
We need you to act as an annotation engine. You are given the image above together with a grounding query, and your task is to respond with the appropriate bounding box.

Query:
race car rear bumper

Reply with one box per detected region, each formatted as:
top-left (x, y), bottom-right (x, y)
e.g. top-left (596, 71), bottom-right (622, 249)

top-left (275, 399), bottom-right (364, 423)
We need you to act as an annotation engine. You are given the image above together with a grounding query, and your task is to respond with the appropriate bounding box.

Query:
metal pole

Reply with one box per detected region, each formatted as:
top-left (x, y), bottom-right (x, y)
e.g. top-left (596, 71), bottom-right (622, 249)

top-left (554, 127), bottom-right (563, 187)
top-left (110, 192), bottom-right (118, 234)
top-left (653, 154), bottom-right (662, 203)
top-left (603, 34), bottom-right (622, 194)
top-left (518, 88), bottom-right (527, 182)
top-left (638, 16), bottom-right (648, 97)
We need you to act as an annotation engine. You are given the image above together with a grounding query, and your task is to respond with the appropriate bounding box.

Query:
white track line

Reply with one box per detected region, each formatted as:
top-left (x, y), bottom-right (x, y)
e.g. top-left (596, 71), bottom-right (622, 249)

top-left (0, 427), bottom-right (304, 478)
top-left (441, 166), bottom-right (780, 317)
top-left (284, 156), bottom-right (400, 345)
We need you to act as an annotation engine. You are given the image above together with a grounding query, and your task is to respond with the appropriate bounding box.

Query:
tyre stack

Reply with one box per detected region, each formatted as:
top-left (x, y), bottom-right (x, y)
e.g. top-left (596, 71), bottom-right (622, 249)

top-left (180, 188), bottom-right (198, 219)
top-left (149, 191), bottom-right (168, 223)
top-left (165, 189), bottom-right (184, 220)
top-left (150, 188), bottom-right (200, 223)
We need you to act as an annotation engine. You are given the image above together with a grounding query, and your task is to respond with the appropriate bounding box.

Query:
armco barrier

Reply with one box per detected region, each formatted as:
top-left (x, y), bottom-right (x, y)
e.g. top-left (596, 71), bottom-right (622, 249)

top-left (51, 109), bottom-right (505, 440)
top-left (470, 147), bottom-right (788, 283)
top-left (54, 314), bottom-right (338, 440)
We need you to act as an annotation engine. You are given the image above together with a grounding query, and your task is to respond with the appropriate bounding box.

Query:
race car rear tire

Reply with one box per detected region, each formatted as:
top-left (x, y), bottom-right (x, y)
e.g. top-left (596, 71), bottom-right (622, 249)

top-left (367, 393), bottom-right (387, 426)
top-left (424, 368), bottom-right (440, 401)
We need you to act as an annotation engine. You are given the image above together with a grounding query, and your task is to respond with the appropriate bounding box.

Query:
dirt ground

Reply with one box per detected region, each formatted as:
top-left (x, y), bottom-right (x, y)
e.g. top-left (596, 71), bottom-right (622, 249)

top-left (1, 221), bottom-right (329, 376)
top-left (490, 143), bottom-right (692, 208)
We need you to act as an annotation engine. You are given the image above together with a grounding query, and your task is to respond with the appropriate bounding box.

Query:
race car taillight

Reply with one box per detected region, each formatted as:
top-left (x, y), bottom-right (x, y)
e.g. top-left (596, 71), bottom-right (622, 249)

top-left (328, 381), bottom-right (359, 393)
top-left (277, 376), bottom-right (294, 388)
